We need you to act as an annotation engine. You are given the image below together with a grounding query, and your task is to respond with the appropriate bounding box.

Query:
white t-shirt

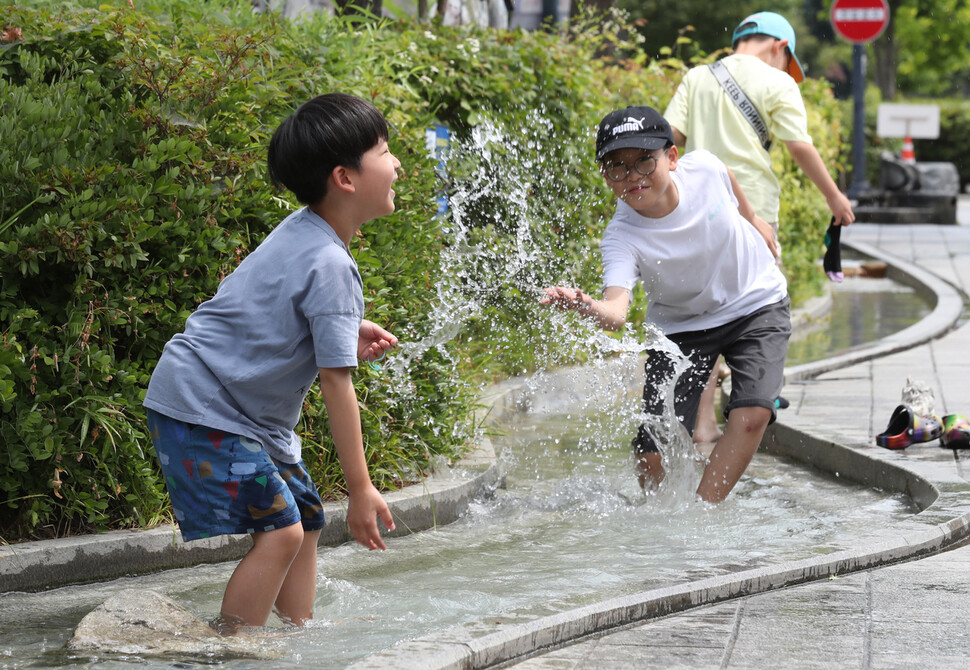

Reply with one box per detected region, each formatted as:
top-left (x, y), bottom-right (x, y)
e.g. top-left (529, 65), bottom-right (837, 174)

top-left (600, 150), bottom-right (787, 334)
top-left (664, 54), bottom-right (813, 223)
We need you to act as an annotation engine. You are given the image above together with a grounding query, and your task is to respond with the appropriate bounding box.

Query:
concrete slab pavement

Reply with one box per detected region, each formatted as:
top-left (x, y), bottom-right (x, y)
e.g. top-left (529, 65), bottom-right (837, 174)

top-left (508, 540), bottom-right (970, 670)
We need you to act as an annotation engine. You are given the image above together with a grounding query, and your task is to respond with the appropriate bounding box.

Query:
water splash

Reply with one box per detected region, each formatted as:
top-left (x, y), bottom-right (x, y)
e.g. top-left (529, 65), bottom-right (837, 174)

top-left (383, 112), bottom-right (705, 500)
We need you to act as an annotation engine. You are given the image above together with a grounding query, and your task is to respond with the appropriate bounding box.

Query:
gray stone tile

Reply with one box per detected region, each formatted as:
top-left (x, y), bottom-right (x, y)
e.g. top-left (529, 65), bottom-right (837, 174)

top-left (574, 643), bottom-right (726, 669)
top-left (869, 583), bottom-right (970, 624)
top-left (728, 633), bottom-right (863, 668)
top-left (728, 652), bottom-right (859, 669)
top-left (510, 659), bottom-right (581, 670)
top-left (870, 654), bottom-right (970, 670)
top-left (742, 580), bottom-right (867, 613)
top-left (511, 646), bottom-right (586, 669)
top-left (606, 619), bottom-right (733, 648)
top-left (868, 623), bottom-right (970, 656)
top-left (920, 545), bottom-right (970, 565)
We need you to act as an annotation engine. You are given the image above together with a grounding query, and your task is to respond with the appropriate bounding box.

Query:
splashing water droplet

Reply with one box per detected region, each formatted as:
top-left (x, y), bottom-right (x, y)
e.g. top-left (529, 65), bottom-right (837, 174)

top-left (380, 112), bottom-right (705, 502)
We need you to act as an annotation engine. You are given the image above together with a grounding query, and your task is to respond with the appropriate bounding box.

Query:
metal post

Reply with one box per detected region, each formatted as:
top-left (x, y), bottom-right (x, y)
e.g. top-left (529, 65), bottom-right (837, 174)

top-left (848, 43), bottom-right (871, 199)
top-left (541, 0), bottom-right (559, 26)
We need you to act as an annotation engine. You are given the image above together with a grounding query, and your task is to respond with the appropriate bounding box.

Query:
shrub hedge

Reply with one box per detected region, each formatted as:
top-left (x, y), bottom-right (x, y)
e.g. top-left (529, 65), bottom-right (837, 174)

top-left (0, 0), bottom-right (842, 540)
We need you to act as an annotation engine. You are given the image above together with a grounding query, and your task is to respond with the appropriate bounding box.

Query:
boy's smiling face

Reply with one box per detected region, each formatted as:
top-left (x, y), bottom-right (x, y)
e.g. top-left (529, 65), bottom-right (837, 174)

top-left (601, 145), bottom-right (679, 219)
top-left (353, 138), bottom-right (402, 221)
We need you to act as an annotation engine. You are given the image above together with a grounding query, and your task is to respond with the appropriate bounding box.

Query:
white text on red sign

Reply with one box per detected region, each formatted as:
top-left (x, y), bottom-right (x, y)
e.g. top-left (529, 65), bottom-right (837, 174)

top-left (833, 8), bottom-right (887, 21)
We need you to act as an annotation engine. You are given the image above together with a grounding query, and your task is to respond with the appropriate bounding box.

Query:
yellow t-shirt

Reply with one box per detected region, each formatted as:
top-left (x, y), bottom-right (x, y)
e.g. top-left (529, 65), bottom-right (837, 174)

top-left (664, 54), bottom-right (812, 223)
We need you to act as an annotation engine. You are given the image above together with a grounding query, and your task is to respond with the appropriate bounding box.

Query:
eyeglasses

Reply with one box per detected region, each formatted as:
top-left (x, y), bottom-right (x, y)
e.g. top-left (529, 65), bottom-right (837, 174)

top-left (602, 150), bottom-right (665, 182)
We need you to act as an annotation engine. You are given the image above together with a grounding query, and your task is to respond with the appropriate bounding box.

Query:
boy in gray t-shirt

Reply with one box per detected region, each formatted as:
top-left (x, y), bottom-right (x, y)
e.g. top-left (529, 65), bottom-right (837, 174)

top-left (144, 93), bottom-right (399, 632)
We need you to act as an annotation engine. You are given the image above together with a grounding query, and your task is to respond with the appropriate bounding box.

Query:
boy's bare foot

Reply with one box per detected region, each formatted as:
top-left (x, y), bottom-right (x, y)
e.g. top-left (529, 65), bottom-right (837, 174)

top-left (210, 613), bottom-right (251, 637)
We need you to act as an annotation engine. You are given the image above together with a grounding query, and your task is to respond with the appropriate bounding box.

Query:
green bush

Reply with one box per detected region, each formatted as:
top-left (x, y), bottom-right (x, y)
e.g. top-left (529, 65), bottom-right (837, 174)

top-left (1, 1), bottom-right (463, 538)
top-left (1, 0), bottom-right (845, 541)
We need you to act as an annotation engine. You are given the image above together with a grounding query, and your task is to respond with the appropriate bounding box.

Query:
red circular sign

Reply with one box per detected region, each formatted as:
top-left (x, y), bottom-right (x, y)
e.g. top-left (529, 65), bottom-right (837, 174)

top-left (831, 0), bottom-right (890, 43)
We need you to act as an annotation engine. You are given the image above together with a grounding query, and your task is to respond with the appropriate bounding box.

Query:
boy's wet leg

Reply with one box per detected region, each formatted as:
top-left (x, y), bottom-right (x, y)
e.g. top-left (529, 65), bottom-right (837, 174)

top-left (634, 343), bottom-right (714, 491)
top-left (634, 351), bottom-right (676, 490)
top-left (274, 528), bottom-right (323, 626)
top-left (692, 364), bottom-right (723, 444)
top-left (218, 522), bottom-right (305, 633)
top-left (696, 405), bottom-right (771, 503)
top-left (636, 451), bottom-right (665, 489)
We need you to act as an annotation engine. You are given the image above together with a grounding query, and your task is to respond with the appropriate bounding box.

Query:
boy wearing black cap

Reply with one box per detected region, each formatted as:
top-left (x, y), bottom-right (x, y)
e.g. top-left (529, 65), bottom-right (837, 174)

top-left (542, 106), bottom-right (790, 503)
top-left (664, 11), bottom-right (854, 444)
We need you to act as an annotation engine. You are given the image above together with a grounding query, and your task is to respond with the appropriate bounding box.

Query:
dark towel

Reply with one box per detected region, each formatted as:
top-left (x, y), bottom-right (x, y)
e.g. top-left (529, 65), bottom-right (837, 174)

top-left (823, 218), bottom-right (843, 282)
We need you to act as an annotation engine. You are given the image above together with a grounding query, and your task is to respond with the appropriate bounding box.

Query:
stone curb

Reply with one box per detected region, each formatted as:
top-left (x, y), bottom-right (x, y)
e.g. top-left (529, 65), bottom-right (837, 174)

top-left (348, 516), bottom-right (970, 670)
top-left (347, 240), bottom-right (970, 670)
top-left (349, 417), bottom-right (970, 670)
top-left (784, 239), bottom-right (964, 382)
top-left (0, 439), bottom-right (503, 593)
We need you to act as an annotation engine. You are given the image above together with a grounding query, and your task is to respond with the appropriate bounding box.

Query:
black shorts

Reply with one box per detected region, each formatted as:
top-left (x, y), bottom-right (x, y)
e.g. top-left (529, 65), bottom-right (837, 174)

top-left (632, 297), bottom-right (791, 454)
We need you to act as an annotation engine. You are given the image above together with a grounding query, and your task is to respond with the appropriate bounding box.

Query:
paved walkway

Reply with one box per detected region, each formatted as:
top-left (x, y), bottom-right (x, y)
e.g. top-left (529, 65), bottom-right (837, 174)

top-left (505, 203), bottom-right (970, 669)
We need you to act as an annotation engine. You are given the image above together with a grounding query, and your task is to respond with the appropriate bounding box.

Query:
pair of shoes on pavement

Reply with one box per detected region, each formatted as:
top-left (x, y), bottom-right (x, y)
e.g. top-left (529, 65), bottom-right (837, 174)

top-left (875, 404), bottom-right (970, 450)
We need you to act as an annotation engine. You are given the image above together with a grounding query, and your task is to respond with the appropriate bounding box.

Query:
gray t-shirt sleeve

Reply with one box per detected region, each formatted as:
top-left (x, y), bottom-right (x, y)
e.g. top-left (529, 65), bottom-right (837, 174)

top-left (305, 261), bottom-right (363, 369)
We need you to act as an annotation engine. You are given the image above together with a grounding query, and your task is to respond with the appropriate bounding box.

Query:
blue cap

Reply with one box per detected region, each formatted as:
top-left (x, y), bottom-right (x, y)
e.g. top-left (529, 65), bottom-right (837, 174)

top-left (732, 11), bottom-right (804, 83)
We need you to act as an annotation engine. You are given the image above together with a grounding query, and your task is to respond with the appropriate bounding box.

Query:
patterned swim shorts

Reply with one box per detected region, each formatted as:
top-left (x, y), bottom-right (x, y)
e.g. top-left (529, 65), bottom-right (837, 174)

top-left (146, 409), bottom-right (326, 541)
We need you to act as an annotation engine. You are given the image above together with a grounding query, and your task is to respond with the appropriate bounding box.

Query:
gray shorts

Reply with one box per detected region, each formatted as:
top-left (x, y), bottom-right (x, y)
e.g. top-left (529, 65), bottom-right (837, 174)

top-left (632, 296), bottom-right (791, 454)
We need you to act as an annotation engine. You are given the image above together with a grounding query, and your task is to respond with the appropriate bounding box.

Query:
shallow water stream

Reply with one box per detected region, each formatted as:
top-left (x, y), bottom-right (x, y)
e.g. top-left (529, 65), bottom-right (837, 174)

top-left (787, 264), bottom-right (931, 365)
top-left (0, 352), bottom-right (923, 669)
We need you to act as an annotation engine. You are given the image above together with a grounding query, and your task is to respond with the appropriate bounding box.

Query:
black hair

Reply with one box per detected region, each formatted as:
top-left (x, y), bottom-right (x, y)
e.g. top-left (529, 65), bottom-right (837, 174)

top-left (732, 30), bottom-right (777, 50)
top-left (267, 93), bottom-right (388, 206)
top-left (598, 141), bottom-right (675, 165)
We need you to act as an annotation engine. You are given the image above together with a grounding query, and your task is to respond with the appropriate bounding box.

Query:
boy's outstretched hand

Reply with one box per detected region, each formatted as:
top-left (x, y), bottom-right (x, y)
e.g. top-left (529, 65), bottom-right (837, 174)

top-left (540, 286), bottom-right (593, 313)
top-left (540, 285), bottom-right (631, 332)
top-left (358, 319), bottom-right (398, 362)
top-left (347, 482), bottom-right (395, 551)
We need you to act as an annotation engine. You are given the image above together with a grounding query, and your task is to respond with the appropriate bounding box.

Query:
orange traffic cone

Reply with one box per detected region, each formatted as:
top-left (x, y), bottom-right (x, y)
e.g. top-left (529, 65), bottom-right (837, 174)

top-left (901, 135), bottom-right (916, 163)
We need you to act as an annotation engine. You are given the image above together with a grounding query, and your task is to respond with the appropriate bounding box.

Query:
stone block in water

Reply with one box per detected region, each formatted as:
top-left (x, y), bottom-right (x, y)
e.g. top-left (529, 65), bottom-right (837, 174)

top-left (66, 589), bottom-right (282, 660)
